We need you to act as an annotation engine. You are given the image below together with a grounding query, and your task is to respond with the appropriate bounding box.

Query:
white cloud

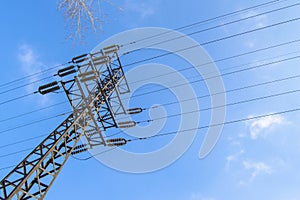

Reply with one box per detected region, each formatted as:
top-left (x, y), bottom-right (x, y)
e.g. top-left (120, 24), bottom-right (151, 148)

top-left (123, 0), bottom-right (156, 19)
top-left (17, 44), bottom-right (50, 105)
top-left (18, 44), bottom-right (44, 74)
top-left (243, 160), bottom-right (273, 182)
top-left (248, 115), bottom-right (285, 139)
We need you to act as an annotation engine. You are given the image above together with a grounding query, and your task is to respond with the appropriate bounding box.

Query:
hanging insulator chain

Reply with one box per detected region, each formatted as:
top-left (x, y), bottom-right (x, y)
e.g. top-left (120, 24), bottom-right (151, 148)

top-left (103, 45), bottom-right (119, 55)
top-left (118, 121), bottom-right (136, 128)
top-left (71, 147), bottom-right (88, 155)
top-left (72, 53), bottom-right (88, 64)
top-left (73, 144), bottom-right (88, 150)
top-left (57, 65), bottom-right (77, 77)
top-left (106, 138), bottom-right (127, 147)
top-left (127, 108), bottom-right (143, 115)
top-left (38, 81), bottom-right (60, 95)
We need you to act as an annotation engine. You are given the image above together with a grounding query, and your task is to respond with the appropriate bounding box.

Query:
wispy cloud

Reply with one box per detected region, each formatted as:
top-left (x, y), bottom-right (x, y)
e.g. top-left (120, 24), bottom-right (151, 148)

top-left (17, 44), bottom-right (50, 105)
top-left (242, 160), bottom-right (273, 182)
top-left (247, 115), bottom-right (285, 139)
top-left (18, 44), bottom-right (44, 74)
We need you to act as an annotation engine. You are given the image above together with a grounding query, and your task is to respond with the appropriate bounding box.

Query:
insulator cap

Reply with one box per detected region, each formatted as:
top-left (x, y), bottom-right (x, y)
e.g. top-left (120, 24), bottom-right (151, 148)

top-left (38, 81), bottom-right (60, 95)
top-left (127, 108), bottom-right (143, 115)
top-left (74, 144), bottom-right (87, 150)
top-left (71, 147), bottom-right (88, 155)
top-left (57, 65), bottom-right (77, 77)
top-left (103, 44), bottom-right (119, 55)
top-left (106, 138), bottom-right (127, 147)
top-left (118, 121), bottom-right (136, 128)
top-left (72, 53), bottom-right (88, 64)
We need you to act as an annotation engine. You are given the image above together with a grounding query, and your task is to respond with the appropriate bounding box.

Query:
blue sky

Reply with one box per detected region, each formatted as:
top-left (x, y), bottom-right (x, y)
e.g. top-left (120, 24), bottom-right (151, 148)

top-left (1, 0), bottom-right (300, 199)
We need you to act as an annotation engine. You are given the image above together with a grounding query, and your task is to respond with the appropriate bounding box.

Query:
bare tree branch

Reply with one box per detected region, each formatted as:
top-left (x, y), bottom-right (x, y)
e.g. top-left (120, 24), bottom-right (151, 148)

top-left (58, 0), bottom-right (102, 40)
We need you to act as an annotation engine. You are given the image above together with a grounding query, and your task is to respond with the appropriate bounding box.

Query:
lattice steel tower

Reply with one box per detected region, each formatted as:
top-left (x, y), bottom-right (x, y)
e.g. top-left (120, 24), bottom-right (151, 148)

top-left (0, 45), bottom-right (140, 199)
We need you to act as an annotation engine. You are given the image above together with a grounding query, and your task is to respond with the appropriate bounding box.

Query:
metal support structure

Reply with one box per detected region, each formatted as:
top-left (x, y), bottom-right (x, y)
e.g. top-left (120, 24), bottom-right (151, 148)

top-left (0, 45), bottom-right (132, 199)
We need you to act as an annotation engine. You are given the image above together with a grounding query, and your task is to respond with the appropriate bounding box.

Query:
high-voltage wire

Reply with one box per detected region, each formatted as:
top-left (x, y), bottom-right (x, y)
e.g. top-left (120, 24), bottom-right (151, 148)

top-left (143, 89), bottom-right (300, 122)
top-left (123, 2), bottom-right (300, 51)
top-left (0, 93), bottom-right (35, 106)
top-left (2, 36), bottom-right (300, 99)
top-left (125, 39), bottom-right (300, 86)
top-left (60, 107), bottom-right (300, 161)
top-left (0, 0), bottom-right (295, 91)
top-left (0, 130), bottom-right (123, 151)
top-left (127, 51), bottom-right (299, 91)
top-left (0, 101), bottom-right (69, 123)
top-left (1, 86), bottom-right (300, 159)
top-left (0, 51), bottom-right (298, 125)
top-left (0, 134), bottom-right (48, 150)
top-left (0, 62), bottom-right (70, 88)
top-left (0, 45), bottom-right (300, 105)
top-left (0, 111), bottom-right (71, 135)
top-left (120, 0), bottom-right (288, 46)
top-left (117, 88), bottom-right (300, 122)
top-left (0, 75), bottom-right (53, 95)
top-left (127, 108), bottom-right (300, 142)
top-left (123, 16), bottom-right (300, 67)
top-left (0, 38), bottom-right (298, 120)
top-left (0, 148), bottom-right (33, 159)
top-left (0, 4), bottom-right (299, 98)
top-left (0, 1), bottom-right (299, 173)
top-left (124, 55), bottom-right (300, 100)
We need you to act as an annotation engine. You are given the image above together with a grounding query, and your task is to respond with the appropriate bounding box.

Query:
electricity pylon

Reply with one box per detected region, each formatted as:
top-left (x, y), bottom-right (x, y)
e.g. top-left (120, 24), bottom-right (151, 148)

top-left (0, 45), bottom-right (140, 199)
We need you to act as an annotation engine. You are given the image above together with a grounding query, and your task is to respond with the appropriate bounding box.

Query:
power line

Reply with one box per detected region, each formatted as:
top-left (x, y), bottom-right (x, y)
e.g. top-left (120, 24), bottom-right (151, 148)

top-left (0, 1), bottom-right (298, 169)
top-left (0, 147), bottom-right (115, 171)
top-left (0, 75), bottom-right (53, 95)
top-left (127, 108), bottom-right (300, 142)
top-left (1, 39), bottom-right (298, 118)
top-left (0, 127), bottom-right (122, 152)
top-left (69, 107), bottom-right (300, 161)
top-left (0, 62), bottom-right (70, 89)
top-left (0, 111), bottom-right (71, 135)
top-left (121, 0), bottom-right (288, 46)
top-left (0, 0), bottom-right (292, 92)
top-left (125, 55), bottom-right (300, 100)
top-left (124, 38), bottom-right (300, 86)
top-left (142, 89), bottom-right (300, 122)
top-left (0, 134), bottom-right (48, 150)
top-left (0, 101), bottom-right (69, 123)
top-left (0, 3), bottom-right (298, 99)
top-left (125, 2), bottom-right (300, 51)
top-left (2, 47), bottom-right (298, 107)
top-left (1, 48), bottom-right (298, 119)
top-left (117, 88), bottom-right (300, 122)
top-left (0, 93), bottom-right (35, 107)
top-left (128, 51), bottom-right (300, 93)
top-left (0, 148), bottom-right (33, 159)
top-left (123, 16), bottom-right (300, 67)
top-left (0, 130), bottom-right (123, 153)
top-left (3, 87), bottom-right (300, 160)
